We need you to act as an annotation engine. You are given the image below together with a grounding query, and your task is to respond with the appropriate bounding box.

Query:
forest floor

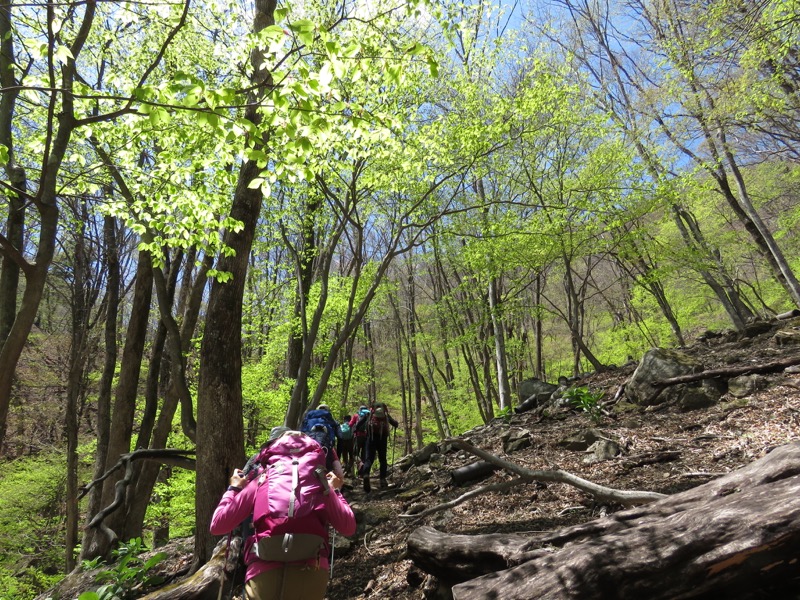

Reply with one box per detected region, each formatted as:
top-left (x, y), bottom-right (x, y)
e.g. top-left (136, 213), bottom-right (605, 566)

top-left (326, 325), bottom-right (800, 600)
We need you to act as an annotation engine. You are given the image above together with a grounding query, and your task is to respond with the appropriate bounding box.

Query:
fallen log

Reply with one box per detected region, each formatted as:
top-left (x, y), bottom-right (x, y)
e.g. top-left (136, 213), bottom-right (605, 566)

top-left (408, 442), bottom-right (800, 600)
top-left (138, 536), bottom-right (240, 600)
top-left (450, 460), bottom-right (498, 486)
top-left (652, 353), bottom-right (800, 389)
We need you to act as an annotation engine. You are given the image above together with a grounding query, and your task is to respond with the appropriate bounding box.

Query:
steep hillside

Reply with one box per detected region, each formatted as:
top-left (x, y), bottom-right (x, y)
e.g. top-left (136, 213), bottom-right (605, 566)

top-left (329, 323), bottom-right (800, 599)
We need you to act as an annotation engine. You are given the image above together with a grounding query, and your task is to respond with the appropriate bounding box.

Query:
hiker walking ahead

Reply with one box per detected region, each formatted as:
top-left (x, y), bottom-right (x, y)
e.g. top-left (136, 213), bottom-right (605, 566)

top-left (300, 403), bottom-right (345, 480)
top-left (351, 405), bottom-right (370, 465)
top-left (337, 413), bottom-right (355, 477)
top-left (210, 429), bottom-right (356, 600)
top-left (357, 402), bottom-right (398, 493)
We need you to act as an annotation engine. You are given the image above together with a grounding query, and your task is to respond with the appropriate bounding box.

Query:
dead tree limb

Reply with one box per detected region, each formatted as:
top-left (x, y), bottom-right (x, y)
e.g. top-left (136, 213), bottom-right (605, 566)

top-left (80, 448), bottom-right (195, 499)
top-left (81, 449), bottom-right (195, 546)
top-left (448, 438), bottom-right (666, 507)
top-left (408, 442), bottom-right (800, 600)
top-left (138, 536), bottom-right (240, 600)
top-left (652, 354), bottom-right (800, 388)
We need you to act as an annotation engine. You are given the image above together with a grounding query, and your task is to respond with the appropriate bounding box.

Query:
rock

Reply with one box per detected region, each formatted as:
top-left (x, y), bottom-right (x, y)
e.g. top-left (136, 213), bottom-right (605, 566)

top-left (501, 429), bottom-right (532, 454)
top-left (557, 428), bottom-right (607, 452)
top-left (728, 374), bottom-right (767, 398)
top-left (626, 348), bottom-right (704, 406)
top-left (518, 378), bottom-right (559, 404)
top-left (773, 329), bottom-right (800, 347)
top-left (584, 439), bottom-right (620, 463)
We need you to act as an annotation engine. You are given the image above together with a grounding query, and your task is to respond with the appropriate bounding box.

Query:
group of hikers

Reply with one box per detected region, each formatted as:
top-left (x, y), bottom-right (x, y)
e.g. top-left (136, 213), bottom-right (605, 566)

top-left (210, 401), bottom-right (399, 599)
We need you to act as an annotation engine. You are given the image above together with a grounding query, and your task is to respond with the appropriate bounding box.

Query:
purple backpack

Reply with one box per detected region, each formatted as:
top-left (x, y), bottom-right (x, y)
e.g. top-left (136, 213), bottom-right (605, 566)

top-left (251, 432), bottom-right (330, 562)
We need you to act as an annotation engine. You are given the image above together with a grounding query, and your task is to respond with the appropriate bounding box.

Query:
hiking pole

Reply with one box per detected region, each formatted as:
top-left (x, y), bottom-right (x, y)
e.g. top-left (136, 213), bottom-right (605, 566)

top-left (390, 426), bottom-right (397, 479)
top-left (329, 529), bottom-right (336, 578)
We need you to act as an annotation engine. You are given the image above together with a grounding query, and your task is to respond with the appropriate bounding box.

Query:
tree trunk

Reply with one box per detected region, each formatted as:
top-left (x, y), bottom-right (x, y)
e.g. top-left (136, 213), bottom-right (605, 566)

top-left (124, 255), bottom-right (211, 543)
top-left (488, 275), bottom-right (512, 411)
top-left (408, 443), bottom-right (800, 599)
top-left (92, 251), bottom-right (153, 558)
top-left (81, 215), bottom-right (120, 563)
top-left (65, 199), bottom-right (95, 572)
top-left (409, 266), bottom-right (424, 449)
top-left (0, 0), bottom-right (26, 349)
top-left (139, 537), bottom-right (240, 600)
top-left (0, 0), bottom-right (96, 448)
top-left (193, 0), bottom-right (276, 568)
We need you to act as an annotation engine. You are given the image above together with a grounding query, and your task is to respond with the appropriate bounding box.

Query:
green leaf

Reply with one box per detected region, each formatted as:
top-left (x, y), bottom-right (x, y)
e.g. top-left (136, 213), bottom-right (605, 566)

top-left (318, 62), bottom-right (333, 88)
top-left (427, 55), bottom-right (439, 77)
top-left (149, 108), bottom-right (171, 126)
top-left (0, 144), bottom-right (8, 167)
top-left (141, 552), bottom-right (168, 571)
top-left (54, 44), bottom-right (73, 65)
top-left (289, 19), bottom-right (315, 47)
top-left (405, 41), bottom-right (425, 55)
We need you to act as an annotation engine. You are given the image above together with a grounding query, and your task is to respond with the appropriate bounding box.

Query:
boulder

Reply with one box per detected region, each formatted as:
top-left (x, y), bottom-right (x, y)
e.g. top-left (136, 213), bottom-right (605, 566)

top-left (517, 378), bottom-right (558, 405)
top-left (625, 348), bottom-right (704, 406)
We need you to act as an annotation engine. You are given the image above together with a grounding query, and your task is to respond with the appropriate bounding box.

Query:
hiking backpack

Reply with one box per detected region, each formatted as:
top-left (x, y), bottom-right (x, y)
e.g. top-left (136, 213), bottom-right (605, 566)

top-left (369, 405), bottom-right (390, 436)
top-left (354, 407), bottom-right (371, 434)
top-left (339, 421), bottom-right (353, 440)
top-left (251, 432), bottom-right (330, 562)
top-left (300, 409), bottom-right (339, 470)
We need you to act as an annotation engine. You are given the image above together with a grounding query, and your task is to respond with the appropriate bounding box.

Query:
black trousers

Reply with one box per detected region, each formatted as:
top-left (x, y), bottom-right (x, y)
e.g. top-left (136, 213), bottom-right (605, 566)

top-left (363, 433), bottom-right (391, 479)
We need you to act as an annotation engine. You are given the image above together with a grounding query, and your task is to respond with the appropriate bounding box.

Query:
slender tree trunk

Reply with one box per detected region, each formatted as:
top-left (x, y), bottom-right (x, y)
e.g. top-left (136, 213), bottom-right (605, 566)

top-left (122, 254), bottom-right (207, 541)
top-left (562, 256), bottom-right (605, 373)
top-left (721, 142), bottom-right (800, 306)
top-left (125, 258), bottom-right (210, 541)
top-left (81, 215), bottom-right (120, 563)
top-left (285, 195), bottom-right (321, 406)
top-left (488, 276), bottom-right (512, 410)
top-left (408, 267), bottom-right (424, 449)
top-left (365, 320), bottom-right (377, 406)
top-left (419, 348), bottom-right (451, 438)
top-left (65, 203), bottom-right (89, 572)
top-left (394, 313), bottom-right (412, 454)
top-left (0, 0), bottom-right (94, 449)
top-left (96, 251), bottom-right (153, 556)
top-left (0, 0), bottom-right (25, 348)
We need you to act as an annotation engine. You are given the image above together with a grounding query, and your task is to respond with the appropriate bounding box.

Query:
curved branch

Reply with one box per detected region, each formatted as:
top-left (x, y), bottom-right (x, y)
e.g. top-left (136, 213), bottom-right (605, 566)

top-left (0, 232), bottom-right (32, 275)
top-left (80, 448), bottom-right (195, 503)
top-left (448, 438), bottom-right (666, 507)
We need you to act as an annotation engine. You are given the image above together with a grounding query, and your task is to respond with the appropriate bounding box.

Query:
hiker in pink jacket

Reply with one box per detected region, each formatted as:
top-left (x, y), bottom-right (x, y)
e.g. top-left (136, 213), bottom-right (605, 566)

top-left (210, 428), bottom-right (356, 600)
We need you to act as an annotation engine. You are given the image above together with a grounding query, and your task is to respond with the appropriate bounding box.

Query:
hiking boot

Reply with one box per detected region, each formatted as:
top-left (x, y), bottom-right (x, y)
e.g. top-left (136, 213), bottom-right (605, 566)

top-left (379, 478), bottom-right (388, 489)
top-left (363, 476), bottom-right (371, 493)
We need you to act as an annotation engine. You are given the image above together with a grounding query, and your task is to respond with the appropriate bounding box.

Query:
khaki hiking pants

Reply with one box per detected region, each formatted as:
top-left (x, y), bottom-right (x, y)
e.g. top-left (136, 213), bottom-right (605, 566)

top-left (245, 564), bottom-right (329, 600)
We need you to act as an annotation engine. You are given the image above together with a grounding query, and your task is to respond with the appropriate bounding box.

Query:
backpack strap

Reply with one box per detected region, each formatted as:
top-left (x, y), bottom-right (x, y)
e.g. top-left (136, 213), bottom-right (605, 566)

top-left (289, 457), bottom-right (299, 518)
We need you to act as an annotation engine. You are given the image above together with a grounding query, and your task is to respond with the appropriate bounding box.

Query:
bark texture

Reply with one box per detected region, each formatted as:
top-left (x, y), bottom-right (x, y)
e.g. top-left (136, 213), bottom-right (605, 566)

top-left (408, 442), bottom-right (800, 600)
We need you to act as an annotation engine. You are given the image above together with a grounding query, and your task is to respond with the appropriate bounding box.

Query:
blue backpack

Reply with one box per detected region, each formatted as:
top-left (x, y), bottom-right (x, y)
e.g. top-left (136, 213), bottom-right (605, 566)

top-left (300, 409), bottom-right (339, 470)
top-left (339, 421), bottom-right (353, 440)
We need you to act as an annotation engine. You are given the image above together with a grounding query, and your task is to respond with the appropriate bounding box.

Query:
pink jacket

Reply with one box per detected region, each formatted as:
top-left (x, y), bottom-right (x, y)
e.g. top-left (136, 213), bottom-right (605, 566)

top-left (210, 478), bottom-right (356, 582)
